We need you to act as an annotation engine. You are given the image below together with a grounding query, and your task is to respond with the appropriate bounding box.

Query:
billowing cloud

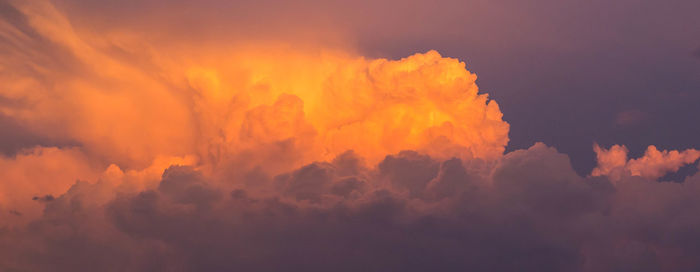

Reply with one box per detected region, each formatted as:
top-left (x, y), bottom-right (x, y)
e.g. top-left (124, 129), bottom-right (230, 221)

top-left (0, 0), bottom-right (509, 216)
top-left (592, 143), bottom-right (700, 181)
top-left (3, 144), bottom-right (700, 271)
top-left (1, 0), bottom-right (509, 167)
top-left (1, 1), bottom-right (699, 271)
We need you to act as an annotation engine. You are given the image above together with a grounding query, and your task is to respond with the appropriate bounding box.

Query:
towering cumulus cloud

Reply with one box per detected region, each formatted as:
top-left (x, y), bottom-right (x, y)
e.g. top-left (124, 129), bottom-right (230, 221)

top-left (1, 1), bottom-right (699, 271)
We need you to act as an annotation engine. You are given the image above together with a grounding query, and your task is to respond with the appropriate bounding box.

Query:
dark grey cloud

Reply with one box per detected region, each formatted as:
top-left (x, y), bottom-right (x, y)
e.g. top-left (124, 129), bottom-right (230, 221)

top-left (31, 194), bottom-right (55, 203)
top-left (0, 114), bottom-right (79, 156)
top-left (3, 145), bottom-right (700, 271)
top-left (0, 113), bottom-right (83, 157)
top-left (0, 114), bottom-right (46, 156)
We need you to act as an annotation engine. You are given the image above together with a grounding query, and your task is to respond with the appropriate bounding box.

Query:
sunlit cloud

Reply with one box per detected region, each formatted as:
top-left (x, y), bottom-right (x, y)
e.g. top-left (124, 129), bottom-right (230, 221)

top-left (0, 0), bottom-right (508, 222)
top-left (592, 143), bottom-right (700, 181)
top-left (1, 1), bottom-right (700, 271)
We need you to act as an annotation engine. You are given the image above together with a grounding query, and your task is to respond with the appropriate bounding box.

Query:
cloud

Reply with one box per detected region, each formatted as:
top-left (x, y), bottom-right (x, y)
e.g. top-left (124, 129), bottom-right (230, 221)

top-left (1, 0), bottom-right (508, 169)
top-left (0, 0), bottom-right (510, 222)
top-left (31, 194), bottom-right (55, 202)
top-left (0, 113), bottom-right (63, 156)
top-left (615, 109), bottom-right (646, 127)
top-left (3, 144), bottom-right (700, 271)
top-left (1, 1), bottom-right (700, 271)
top-left (0, 147), bottom-right (99, 224)
top-left (592, 144), bottom-right (700, 181)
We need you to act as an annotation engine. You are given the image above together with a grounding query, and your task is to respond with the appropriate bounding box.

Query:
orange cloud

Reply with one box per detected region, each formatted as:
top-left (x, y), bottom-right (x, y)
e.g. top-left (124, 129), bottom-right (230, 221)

top-left (3, 1), bottom-right (509, 166)
top-left (592, 144), bottom-right (700, 181)
top-left (3, 2), bottom-right (700, 270)
top-left (0, 0), bottom-right (508, 221)
top-left (0, 147), bottom-right (98, 224)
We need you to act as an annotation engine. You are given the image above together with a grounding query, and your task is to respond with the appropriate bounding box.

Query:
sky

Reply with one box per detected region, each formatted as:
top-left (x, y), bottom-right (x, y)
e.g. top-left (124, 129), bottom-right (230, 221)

top-left (1, 0), bottom-right (700, 271)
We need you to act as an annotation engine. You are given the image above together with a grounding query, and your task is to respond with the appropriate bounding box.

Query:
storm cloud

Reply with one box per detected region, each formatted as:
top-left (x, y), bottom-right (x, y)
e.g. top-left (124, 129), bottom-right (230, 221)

top-left (2, 144), bottom-right (700, 271)
top-left (1, 1), bottom-right (699, 271)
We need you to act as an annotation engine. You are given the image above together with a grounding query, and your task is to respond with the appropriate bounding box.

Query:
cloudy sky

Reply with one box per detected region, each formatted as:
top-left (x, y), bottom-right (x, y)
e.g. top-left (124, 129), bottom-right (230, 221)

top-left (1, 0), bottom-right (699, 271)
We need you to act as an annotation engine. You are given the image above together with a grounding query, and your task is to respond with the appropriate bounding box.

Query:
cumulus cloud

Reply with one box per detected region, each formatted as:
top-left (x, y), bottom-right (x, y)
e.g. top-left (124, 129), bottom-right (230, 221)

top-left (1, 1), bottom-right (700, 271)
top-left (2, 144), bottom-right (700, 271)
top-left (0, 0), bottom-right (509, 218)
top-left (0, 147), bottom-right (99, 224)
top-left (1, 0), bottom-right (508, 167)
top-left (592, 144), bottom-right (700, 181)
